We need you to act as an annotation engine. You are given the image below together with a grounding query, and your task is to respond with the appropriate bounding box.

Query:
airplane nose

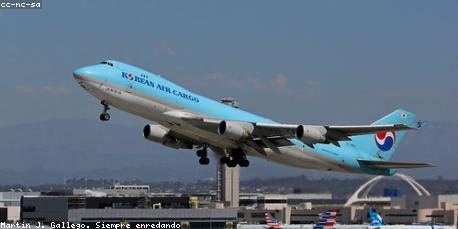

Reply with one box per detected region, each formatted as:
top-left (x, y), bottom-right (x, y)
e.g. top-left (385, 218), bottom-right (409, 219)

top-left (73, 67), bottom-right (94, 81)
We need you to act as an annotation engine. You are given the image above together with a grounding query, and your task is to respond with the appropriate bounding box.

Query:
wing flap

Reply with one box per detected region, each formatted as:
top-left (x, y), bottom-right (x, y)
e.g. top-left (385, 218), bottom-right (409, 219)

top-left (253, 123), bottom-right (297, 138)
top-left (358, 159), bottom-right (434, 169)
top-left (253, 136), bottom-right (294, 147)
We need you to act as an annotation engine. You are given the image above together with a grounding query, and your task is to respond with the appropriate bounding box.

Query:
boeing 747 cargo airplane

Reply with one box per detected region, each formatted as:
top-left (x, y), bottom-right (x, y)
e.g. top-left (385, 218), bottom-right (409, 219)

top-left (73, 60), bottom-right (433, 175)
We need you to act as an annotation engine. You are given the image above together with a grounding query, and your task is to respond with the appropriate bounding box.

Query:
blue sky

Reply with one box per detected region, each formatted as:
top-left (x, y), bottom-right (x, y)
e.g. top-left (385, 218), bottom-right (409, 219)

top-left (0, 0), bottom-right (457, 127)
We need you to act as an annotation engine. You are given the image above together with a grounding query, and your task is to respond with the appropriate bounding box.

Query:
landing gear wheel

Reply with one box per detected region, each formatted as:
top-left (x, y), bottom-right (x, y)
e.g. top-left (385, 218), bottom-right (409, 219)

top-left (196, 149), bottom-right (207, 158)
top-left (239, 159), bottom-right (250, 167)
top-left (99, 113), bottom-right (110, 121)
top-left (99, 101), bottom-right (111, 122)
top-left (196, 146), bottom-right (209, 165)
top-left (227, 159), bottom-right (238, 168)
top-left (199, 157), bottom-right (210, 165)
top-left (220, 157), bottom-right (230, 165)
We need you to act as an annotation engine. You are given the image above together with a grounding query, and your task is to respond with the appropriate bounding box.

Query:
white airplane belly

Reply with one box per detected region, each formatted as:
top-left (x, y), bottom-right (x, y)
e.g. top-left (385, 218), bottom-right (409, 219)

top-left (259, 146), bottom-right (355, 173)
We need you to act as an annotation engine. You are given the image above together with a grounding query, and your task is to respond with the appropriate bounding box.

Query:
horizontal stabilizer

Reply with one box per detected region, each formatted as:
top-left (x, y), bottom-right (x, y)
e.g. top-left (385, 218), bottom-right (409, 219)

top-left (358, 159), bottom-right (434, 169)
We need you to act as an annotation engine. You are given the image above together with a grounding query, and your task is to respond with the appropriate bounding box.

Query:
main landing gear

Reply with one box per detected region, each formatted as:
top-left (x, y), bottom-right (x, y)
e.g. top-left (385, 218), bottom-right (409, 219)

top-left (196, 146), bottom-right (210, 165)
top-left (220, 148), bottom-right (250, 168)
top-left (195, 147), bottom-right (250, 167)
top-left (99, 101), bottom-right (111, 121)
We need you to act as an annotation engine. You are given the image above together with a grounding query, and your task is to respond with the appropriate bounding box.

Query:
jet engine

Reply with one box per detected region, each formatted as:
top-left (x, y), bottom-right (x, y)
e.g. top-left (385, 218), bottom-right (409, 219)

top-left (218, 121), bottom-right (254, 140)
top-left (143, 125), bottom-right (193, 149)
top-left (296, 125), bottom-right (327, 145)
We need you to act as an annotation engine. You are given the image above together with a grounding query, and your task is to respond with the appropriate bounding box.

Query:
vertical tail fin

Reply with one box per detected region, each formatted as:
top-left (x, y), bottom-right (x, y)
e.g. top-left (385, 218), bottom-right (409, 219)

top-left (368, 208), bottom-right (384, 226)
top-left (264, 212), bottom-right (281, 229)
top-left (350, 109), bottom-right (417, 161)
top-left (313, 209), bottom-right (337, 229)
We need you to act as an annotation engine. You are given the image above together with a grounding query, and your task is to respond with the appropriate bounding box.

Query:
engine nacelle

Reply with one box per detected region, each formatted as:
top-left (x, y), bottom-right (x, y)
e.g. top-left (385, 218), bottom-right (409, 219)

top-left (218, 121), bottom-right (253, 140)
top-left (143, 125), bottom-right (193, 149)
top-left (143, 124), bottom-right (169, 143)
top-left (296, 125), bottom-right (327, 145)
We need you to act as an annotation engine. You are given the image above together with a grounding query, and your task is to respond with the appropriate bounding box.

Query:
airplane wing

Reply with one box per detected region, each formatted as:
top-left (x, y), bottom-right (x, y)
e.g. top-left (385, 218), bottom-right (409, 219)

top-left (252, 123), bottom-right (412, 148)
top-left (252, 123), bottom-right (298, 138)
top-left (167, 110), bottom-right (414, 148)
top-left (358, 159), bottom-right (435, 169)
top-left (323, 124), bottom-right (413, 145)
top-left (326, 124), bottom-right (412, 137)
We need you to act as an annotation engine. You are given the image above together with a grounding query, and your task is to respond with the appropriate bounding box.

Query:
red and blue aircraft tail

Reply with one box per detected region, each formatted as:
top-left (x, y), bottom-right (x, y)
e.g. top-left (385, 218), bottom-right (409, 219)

top-left (313, 209), bottom-right (338, 229)
top-left (350, 109), bottom-right (419, 161)
top-left (264, 212), bottom-right (282, 229)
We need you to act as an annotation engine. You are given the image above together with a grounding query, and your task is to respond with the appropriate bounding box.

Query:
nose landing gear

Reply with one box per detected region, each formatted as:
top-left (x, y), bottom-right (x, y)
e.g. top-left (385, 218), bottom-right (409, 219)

top-left (99, 101), bottom-right (111, 121)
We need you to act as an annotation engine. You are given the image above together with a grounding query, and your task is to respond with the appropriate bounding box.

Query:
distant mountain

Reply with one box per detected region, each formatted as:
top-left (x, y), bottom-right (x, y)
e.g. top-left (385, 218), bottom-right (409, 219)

top-left (0, 120), bottom-right (455, 185)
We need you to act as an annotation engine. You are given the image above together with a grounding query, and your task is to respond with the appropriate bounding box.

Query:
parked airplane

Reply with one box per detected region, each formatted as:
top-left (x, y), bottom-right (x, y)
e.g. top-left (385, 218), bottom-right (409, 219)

top-left (73, 60), bottom-right (433, 175)
top-left (368, 208), bottom-right (384, 228)
top-left (239, 208), bottom-right (453, 229)
top-left (264, 212), bottom-right (282, 229)
top-left (258, 209), bottom-right (336, 229)
top-left (313, 209), bottom-right (338, 229)
top-left (367, 208), bottom-right (452, 229)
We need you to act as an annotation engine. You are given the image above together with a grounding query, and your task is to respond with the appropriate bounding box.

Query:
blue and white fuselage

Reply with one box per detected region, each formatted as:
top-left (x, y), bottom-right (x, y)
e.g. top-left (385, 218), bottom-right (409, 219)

top-left (73, 60), bottom-right (432, 176)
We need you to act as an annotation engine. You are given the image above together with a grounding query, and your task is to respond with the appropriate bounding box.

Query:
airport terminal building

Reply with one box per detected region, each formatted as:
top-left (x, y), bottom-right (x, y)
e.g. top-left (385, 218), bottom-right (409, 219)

top-left (0, 175), bottom-right (457, 228)
top-left (19, 194), bottom-right (237, 229)
top-left (1, 188), bottom-right (454, 228)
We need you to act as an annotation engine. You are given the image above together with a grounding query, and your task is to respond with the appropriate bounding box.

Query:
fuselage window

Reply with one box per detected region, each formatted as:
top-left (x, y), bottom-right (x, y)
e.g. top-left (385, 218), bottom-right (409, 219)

top-left (100, 61), bottom-right (113, 67)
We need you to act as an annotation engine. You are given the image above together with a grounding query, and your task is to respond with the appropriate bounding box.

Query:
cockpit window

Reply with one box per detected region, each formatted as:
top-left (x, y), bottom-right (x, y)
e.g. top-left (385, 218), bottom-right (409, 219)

top-left (100, 61), bottom-right (113, 67)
